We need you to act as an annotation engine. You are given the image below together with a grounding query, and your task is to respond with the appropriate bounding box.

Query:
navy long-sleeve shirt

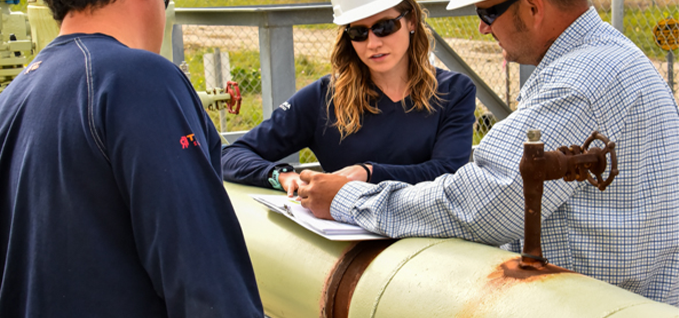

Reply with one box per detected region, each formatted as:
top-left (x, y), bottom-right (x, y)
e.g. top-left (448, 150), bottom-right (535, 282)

top-left (222, 68), bottom-right (476, 188)
top-left (0, 34), bottom-right (263, 317)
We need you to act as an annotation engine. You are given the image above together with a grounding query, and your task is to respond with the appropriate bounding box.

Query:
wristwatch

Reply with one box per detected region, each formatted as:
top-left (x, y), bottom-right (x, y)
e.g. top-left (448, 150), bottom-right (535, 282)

top-left (268, 163), bottom-right (295, 190)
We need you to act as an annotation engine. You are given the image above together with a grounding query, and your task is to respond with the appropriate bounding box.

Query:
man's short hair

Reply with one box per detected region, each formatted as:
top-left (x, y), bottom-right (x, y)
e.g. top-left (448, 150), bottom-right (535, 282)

top-left (44, 0), bottom-right (116, 22)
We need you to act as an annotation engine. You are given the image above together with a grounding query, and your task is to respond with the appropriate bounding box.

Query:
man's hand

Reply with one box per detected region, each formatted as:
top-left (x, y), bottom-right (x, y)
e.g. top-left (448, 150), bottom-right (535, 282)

top-left (278, 171), bottom-right (306, 197)
top-left (332, 164), bottom-right (372, 182)
top-left (298, 170), bottom-right (350, 220)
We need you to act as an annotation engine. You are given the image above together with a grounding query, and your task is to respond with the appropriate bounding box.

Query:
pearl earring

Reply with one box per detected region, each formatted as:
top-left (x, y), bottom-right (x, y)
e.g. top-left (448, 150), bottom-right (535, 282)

top-left (410, 30), bottom-right (415, 34)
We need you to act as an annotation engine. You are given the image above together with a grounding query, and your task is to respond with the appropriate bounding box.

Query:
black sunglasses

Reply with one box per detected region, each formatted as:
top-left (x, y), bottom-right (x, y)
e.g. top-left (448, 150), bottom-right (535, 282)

top-left (475, 0), bottom-right (520, 26)
top-left (164, 0), bottom-right (169, 9)
top-left (345, 10), bottom-right (410, 42)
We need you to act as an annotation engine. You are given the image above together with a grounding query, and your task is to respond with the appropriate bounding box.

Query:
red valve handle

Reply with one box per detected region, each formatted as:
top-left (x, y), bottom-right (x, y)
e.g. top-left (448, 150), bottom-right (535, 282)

top-left (225, 81), bottom-right (241, 114)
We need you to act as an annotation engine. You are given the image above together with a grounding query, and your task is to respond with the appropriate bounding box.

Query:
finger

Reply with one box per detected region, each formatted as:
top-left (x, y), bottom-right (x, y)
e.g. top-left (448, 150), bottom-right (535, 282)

top-left (287, 180), bottom-right (298, 197)
top-left (299, 196), bottom-right (309, 209)
top-left (299, 169), bottom-right (319, 183)
top-left (297, 183), bottom-right (307, 198)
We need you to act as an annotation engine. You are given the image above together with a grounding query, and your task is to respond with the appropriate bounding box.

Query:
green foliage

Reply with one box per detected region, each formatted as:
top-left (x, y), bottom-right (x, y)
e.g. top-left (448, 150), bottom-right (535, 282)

top-left (429, 16), bottom-right (495, 43)
top-left (613, 5), bottom-right (679, 59)
top-left (10, 2), bottom-right (27, 12)
top-left (295, 54), bottom-right (332, 88)
top-left (231, 66), bottom-right (262, 94)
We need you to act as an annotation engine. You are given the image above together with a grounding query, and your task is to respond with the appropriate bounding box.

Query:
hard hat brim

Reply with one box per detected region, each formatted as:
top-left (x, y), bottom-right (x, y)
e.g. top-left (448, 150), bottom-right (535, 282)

top-left (446, 0), bottom-right (483, 11)
top-left (333, 0), bottom-right (404, 25)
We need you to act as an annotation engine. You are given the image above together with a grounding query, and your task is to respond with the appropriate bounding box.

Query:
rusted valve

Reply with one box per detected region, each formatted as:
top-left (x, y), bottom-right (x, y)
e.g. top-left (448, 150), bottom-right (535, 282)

top-left (200, 81), bottom-right (242, 114)
top-left (518, 130), bottom-right (618, 270)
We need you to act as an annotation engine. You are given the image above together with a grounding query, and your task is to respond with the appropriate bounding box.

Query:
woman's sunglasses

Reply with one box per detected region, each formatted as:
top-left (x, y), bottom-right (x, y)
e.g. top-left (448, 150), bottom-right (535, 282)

top-left (475, 0), bottom-right (520, 26)
top-left (164, 0), bottom-right (169, 9)
top-left (345, 10), bottom-right (410, 42)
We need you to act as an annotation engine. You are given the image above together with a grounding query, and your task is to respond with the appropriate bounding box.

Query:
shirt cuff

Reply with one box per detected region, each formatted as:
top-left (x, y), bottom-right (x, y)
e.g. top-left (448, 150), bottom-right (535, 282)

top-left (365, 161), bottom-right (381, 183)
top-left (330, 181), bottom-right (373, 224)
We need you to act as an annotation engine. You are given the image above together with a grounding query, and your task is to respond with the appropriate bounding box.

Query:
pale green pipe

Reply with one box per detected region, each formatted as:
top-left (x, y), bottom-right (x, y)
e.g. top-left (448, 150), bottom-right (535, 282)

top-left (27, 0), bottom-right (174, 62)
top-left (196, 90), bottom-right (232, 111)
top-left (348, 238), bottom-right (679, 317)
top-left (349, 238), bottom-right (679, 318)
top-left (27, 0), bottom-right (59, 54)
top-left (225, 182), bottom-right (353, 318)
top-left (160, 1), bottom-right (174, 62)
top-left (225, 182), bottom-right (678, 318)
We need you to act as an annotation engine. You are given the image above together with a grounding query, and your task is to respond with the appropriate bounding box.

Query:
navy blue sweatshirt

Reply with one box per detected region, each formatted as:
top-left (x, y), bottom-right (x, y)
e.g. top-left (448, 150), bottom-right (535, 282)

top-left (222, 68), bottom-right (476, 188)
top-left (0, 34), bottom-right (263, 317)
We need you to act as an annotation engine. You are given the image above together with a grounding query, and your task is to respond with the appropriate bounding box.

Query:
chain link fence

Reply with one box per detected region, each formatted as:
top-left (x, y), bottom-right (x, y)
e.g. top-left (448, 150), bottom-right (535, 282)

top-left (594, 0), bottom-right (679, 97)
top-left (177, 0), bottom-right (679, 164)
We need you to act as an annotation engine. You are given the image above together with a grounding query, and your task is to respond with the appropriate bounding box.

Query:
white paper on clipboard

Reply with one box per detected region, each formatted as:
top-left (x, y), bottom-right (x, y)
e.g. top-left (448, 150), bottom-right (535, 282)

top-left (250, 194), bottom-right (388, 241)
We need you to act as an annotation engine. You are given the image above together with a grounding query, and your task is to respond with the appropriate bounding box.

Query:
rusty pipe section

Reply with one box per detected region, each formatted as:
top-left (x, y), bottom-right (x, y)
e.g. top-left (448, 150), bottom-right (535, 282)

top-left (347, 238), bottom-right (678, 317)
top-left (518, 131), bottom-right (549, 269)
top-left (323, 240), bottom-right (394, 318)
top-left (519, 130), bottom-right (618, 270)
top-left (224, 182), bottom-right (676, 318)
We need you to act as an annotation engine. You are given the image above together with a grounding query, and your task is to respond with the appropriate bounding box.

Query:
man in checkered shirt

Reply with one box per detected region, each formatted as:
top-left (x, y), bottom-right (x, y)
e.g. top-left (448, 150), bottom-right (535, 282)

top-left (298, 0), bottom-right (679, 307)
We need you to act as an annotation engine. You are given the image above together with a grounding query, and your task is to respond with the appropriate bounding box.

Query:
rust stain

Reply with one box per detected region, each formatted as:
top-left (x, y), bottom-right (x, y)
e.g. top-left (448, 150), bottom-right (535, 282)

top-left (497, 257), bottom-right (574, 281)
top-left (457, 257), bottom-right (574, 318)
top-left (322, 240), bottom-right (395, 318)
top-left (320, 241), bottom-right (359, 317)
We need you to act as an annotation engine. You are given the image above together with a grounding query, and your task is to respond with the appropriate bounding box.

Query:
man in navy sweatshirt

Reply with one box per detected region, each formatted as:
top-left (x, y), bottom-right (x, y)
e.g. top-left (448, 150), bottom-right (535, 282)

top-left (0, 0), bottom-right (263, 316)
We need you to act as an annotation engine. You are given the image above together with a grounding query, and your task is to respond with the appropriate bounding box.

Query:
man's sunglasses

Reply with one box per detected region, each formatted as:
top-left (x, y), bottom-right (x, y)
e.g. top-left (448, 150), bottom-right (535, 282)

top-left (476, 0), bottom-right (520, 26)
top-left (345, 10), bottom-right (410, 42)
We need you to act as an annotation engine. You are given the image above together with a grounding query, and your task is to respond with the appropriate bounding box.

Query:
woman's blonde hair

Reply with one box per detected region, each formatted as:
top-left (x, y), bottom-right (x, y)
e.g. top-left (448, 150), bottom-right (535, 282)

top-left (328, 0), bottom-right (440, 139)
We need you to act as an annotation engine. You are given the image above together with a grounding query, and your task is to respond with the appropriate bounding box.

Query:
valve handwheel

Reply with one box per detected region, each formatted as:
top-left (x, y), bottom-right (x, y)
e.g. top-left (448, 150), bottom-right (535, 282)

top-left (582, 131), bottom-right (619, 191)
top-left (225, 81), bottom-right (242, 114)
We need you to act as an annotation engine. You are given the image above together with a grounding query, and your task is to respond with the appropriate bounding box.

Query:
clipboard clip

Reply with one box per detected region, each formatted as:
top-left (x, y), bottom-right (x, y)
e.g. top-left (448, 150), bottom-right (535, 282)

top-left (282, 204), bottom-right (295, 218)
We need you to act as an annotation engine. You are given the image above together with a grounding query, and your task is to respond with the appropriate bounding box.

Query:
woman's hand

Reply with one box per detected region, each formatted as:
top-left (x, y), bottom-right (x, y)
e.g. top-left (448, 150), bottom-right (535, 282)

top-left (332, 164), bottom-right (372, 182)
top-left (278, 171), bottom-right (306, 197)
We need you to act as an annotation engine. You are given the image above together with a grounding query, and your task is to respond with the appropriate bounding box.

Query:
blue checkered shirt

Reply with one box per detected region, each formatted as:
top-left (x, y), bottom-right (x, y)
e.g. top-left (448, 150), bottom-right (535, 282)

top-left (331, 7), bottom-right (679, 306)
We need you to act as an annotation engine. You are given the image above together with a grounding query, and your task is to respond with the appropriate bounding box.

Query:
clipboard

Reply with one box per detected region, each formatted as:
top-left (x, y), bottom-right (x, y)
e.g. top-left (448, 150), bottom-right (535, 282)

top-left (250, 194), bottom-right (388, 241)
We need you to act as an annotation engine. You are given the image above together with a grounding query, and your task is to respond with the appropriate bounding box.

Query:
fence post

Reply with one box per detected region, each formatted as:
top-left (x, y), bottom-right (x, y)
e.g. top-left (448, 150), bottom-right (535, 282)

top-left (172, 24), bottom-right (185, 66)
top-left (258, 23), bottom-right (296, 120)
top-left (258, 20), bottom-right (299, 164)
top-left (520, 64), bottom-right (536, 88)
top-left (505, 61), bottom-right (510, 107)
top-left (668, 50), bottom-right (675, 95)
top-left (611, 0), bottom-right (624, 33)
top-left (203, 49), bottom-right (232, 133)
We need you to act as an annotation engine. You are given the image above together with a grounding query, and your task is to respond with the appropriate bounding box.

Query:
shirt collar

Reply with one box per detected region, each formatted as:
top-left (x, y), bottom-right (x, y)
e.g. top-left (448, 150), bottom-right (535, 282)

top-left (517, 7), bottom-right (601, 104)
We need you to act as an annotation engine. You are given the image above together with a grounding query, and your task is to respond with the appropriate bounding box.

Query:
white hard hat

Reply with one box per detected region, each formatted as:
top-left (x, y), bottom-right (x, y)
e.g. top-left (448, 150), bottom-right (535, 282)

top-left (446, 0), bottom-right (483, 11)
top-left (332, 0), bottom-right (404, 25)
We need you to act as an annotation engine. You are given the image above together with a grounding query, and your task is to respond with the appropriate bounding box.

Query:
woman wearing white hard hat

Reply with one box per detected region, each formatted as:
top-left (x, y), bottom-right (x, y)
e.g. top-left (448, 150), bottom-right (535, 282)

top-left (221, 0), bottom-right (476, 196)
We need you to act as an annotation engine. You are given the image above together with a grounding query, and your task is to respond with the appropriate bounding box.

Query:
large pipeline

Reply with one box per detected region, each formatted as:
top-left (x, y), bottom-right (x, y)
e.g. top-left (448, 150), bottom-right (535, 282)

top-left (225, 182), bottom-right (678, 317)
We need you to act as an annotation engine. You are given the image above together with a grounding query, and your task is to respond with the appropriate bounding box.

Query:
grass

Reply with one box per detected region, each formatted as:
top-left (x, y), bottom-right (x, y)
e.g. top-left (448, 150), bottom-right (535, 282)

top-left (612, 5), bottom-right (679, 59)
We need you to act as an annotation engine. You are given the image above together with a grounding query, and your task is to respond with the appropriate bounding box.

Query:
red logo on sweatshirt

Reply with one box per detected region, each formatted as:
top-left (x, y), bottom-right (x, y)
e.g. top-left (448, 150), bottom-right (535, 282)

top-left (180, 134), bottom-right (200, 149)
